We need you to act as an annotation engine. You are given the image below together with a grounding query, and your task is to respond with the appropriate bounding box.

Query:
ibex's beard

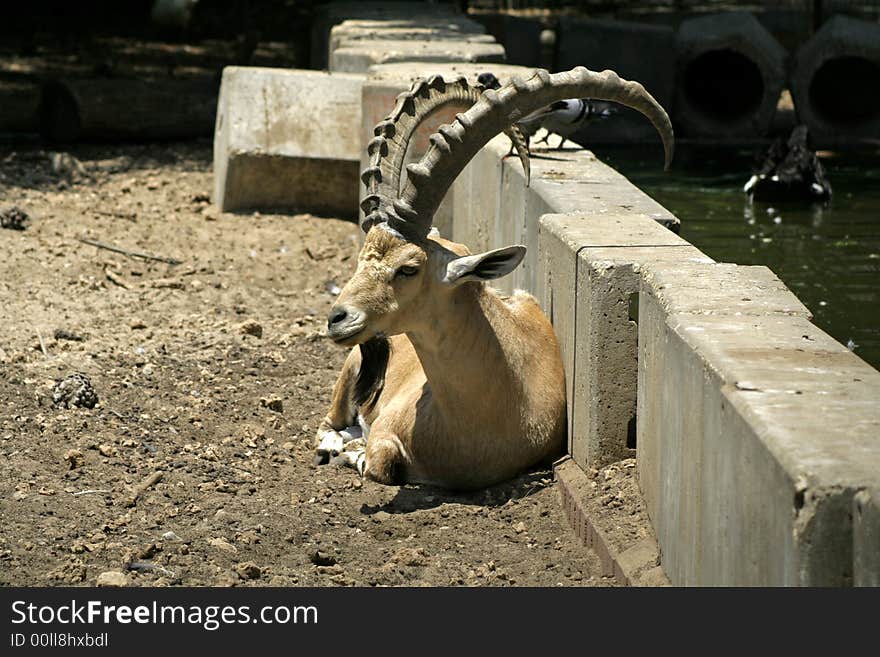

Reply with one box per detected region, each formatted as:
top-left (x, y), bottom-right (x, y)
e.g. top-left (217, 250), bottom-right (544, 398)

top-left (354, 336), bottom-right (391, 411)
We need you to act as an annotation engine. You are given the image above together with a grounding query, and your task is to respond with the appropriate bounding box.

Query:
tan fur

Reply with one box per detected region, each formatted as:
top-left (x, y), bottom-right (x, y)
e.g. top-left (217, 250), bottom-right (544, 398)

top-left (318, 229), bottom-right (566, 490)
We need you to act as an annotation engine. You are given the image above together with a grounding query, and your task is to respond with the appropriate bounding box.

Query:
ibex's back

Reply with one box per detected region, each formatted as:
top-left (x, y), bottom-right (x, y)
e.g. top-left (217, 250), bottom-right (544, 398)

top-left (315, 67), bottom-right (674, 490)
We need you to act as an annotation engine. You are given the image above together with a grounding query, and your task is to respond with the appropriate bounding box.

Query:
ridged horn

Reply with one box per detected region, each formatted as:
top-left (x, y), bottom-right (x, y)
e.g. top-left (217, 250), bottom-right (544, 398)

top-left (392, 67), bottom-right (674, 239)
top-left (360, 73), bottom-right (532, 234)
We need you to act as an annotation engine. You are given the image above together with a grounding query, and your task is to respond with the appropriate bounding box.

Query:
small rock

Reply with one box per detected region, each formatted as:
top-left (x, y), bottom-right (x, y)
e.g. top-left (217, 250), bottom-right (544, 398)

top-left (260, 396), bottom-right (283, 413)
top-left (315, 564), bottom-right (344, 576)
top-left (239, 320), bottom-right (263, 338)
top-left (50, 152), bottom-right (86, 180)
top-left (209, 537), bottom-right (237, 553)
top-left (139, 542), bottom-right (162, 559)
top-left (130, 319), bottom-right (147, 330)
top-left (53, 329), bottom-right (85, 342)
top-left (390, 547), bottom-right (428, 567)
top-left (513, 521), bottom-right (526, 534)
top-left (234, 562), bottom-right (261, 580)
top-left (97, 444), bottom-right (118, 458)
top-left (96, 571), bottom-right (128, 587)
top-left (309, 550), bottom-right (337, 567)
top-left (373, 511), bottom-right (391, 522)
top-left (64, 448), bottom-right (84, 469)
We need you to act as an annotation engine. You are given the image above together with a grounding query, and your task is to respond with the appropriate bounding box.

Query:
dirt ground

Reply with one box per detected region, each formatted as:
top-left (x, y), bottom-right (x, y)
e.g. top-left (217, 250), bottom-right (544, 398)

top-left (0, 140), bottom-right (639, 587)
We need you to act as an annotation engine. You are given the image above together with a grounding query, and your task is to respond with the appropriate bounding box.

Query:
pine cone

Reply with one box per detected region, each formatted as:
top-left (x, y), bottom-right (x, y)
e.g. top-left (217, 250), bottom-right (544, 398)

top-left (53, 373), bottom-right (99, 409)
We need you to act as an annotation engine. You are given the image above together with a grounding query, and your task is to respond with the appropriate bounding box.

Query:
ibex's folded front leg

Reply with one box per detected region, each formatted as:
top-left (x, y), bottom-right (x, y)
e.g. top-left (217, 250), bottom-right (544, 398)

top-left (314, 348), bottom-right (361, 465)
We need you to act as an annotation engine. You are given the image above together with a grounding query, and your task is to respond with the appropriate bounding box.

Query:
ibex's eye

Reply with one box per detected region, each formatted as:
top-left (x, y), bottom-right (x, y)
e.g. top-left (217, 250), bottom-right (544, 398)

top-left (395, 265), bottom-right (419, 278)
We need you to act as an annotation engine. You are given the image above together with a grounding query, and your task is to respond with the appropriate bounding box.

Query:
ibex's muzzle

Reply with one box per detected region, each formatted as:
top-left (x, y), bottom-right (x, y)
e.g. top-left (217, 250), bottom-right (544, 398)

top-left (327, 304), bottom-right (365, 343)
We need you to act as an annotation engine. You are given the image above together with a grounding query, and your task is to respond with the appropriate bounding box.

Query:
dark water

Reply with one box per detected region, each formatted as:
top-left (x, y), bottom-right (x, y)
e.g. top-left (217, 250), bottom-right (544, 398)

top-left (593, 145), bottom-right (880, 371)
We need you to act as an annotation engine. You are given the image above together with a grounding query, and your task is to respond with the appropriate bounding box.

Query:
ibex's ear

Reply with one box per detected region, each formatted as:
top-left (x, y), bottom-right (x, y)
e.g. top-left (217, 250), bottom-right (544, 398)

top-left (442, 245), bottom-right (526, 286)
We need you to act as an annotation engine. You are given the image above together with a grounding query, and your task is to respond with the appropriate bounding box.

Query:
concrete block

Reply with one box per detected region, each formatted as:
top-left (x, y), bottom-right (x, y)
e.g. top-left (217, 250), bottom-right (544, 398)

top-left (617, 539), bottom-right (661, 582)
top-left (539, 213), bottom-right (710, 463)
top-left (675, 12), bottom-right (787, 138)
top-left (791, 15), bottom-right (880, 145)
top-left (330, 19), bottom-right (490, 64)
top-left (854, 489), bottom-right (880, 587)
top-left (330, 39), bottom-right (506, 74)
top-left (310, 1), bottom-right (459, 69)
top-left (637, 293), bottom-right (880, 585)
top-left (642, 261), bottom-right (813, 319)
top-left (526, 145), bottom-right (679, 231)
top-left (213, 67), bottom-right (364, 216)
top-left (572, 218), bottom-right (710, 470)
top-left (556, 17), bottom-right (675, 145)
top-left (361, 64), bottom-right (533, 238)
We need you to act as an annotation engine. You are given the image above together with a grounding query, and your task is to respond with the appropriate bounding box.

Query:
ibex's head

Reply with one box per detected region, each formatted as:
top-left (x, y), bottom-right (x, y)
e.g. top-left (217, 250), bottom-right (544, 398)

top-left (328, 226), bottom-right (526, 346)
top-left (327, 68), bottom-right (674, 347)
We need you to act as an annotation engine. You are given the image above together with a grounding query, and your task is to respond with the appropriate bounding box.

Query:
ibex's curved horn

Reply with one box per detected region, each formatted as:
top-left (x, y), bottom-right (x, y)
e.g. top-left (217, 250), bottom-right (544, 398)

top-left (390, 67), bottom-right (674, 239)
top-left (360, 74), bottom-right (532, 234)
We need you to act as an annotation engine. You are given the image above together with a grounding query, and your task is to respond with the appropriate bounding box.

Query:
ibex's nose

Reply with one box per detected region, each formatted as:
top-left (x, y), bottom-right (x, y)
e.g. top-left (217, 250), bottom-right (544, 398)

top-left (327, 305), bottom-right (364, 342)
top-left (328, 307), bottom-right (348, 328)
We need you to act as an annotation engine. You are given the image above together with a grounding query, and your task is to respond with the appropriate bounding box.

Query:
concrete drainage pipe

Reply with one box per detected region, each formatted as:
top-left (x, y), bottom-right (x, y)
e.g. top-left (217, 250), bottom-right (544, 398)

top-left (675, 12), bottom-right (787, 138)
top-left (791, 15), bottom-right (880, 144)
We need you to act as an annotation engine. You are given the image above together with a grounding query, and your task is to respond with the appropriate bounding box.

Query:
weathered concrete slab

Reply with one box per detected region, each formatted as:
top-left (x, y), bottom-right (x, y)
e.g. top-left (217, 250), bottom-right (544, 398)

top-left (213, 67), bottom-right (364, 215)
top-left (330, 19), bottom-right (490, 65)
top-left (854, 489), bottom-right (880, 587)
top-left (331, 39), bottom-right (506, 74)
top-left (539, 213), bottom-right (710, 467)
top-left (362, 64), bottom-right (533, 238)
top-left (642, 260), bottom-right (813, 319)
top-left (556, 17), bottom-right (675, 145)
top-left (526, 145), bottom-right (678, 231)
top-left (638, 292), bottom-right (880, 585)
top-left (519, 143), bottom-right (678, 311)
top-left (310, 1), bottom-right (460, 69)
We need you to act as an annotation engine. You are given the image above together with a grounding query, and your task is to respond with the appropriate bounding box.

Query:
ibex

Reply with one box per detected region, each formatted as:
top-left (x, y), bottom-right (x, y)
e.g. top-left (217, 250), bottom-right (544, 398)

top-left (314, 67), bottom-right (673, 490)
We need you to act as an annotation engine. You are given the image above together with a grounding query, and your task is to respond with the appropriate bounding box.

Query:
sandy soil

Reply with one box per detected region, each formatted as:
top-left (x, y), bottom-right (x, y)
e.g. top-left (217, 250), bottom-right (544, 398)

top-left (0, 140), bottom-right (623, 587)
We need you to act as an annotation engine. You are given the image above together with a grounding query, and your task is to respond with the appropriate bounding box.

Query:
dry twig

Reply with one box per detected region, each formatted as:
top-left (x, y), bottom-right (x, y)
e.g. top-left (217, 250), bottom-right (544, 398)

top-left (78, 237), bottom-right (182, 265)
top-left (124, 471), bottom-right (164, 507)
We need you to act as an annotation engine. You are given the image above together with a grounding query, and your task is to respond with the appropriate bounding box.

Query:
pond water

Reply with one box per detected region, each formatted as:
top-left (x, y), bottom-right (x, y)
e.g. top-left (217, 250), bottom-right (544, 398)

top-left (592, 145), bottom-right (880, 371)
